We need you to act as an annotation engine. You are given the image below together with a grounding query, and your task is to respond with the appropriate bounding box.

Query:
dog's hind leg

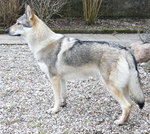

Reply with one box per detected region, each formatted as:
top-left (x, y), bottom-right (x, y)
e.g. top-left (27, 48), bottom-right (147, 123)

top-left (99, 56), bottom-right (132, 125)
top-left (107, 83), bottom-right (132, 125)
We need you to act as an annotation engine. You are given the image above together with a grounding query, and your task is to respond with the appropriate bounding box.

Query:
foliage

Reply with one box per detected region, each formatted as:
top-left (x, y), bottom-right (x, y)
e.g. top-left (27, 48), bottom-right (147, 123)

top-left (0, 0), bottom-right (24, 27)
top-left (30, 0), bottom-right (68, 24)
top-left (144, 60), bottom-right (150, 72)
top-left (82, 0), bottom-right (103, 25)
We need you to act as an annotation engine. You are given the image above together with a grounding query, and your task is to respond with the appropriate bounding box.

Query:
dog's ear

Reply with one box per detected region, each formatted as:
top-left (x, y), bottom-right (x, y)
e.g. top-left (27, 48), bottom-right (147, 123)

top-left (25, 3), bottom-right (28, 11)
top-left (25, 5), bottom-right (33, 20)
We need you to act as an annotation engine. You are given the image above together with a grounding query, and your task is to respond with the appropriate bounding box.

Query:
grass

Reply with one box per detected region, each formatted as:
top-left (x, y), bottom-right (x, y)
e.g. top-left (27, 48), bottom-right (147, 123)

top-left (0, 29), bottom-right (5, 34)
top-left (145, 60), bottom-right (150, 71)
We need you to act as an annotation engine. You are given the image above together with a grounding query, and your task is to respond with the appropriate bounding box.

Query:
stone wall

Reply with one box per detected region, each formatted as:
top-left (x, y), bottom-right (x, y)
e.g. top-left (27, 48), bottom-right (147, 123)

top-left (61, 0), bottom-right (150, 18)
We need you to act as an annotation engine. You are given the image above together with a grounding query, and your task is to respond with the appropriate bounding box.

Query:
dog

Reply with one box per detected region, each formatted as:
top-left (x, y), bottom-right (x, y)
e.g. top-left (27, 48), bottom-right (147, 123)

top-left (6, 5), bottom-right (145, 125)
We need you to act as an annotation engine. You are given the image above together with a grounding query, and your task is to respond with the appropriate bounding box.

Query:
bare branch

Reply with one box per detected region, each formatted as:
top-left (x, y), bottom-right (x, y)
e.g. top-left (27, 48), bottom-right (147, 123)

top-left (30, 0), bottom-right (67, 24)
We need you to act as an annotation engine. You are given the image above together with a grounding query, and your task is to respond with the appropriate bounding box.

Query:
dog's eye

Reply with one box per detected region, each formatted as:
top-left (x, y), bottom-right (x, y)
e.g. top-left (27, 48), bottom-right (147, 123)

top-left (17, 22), bottom-right (21, 25)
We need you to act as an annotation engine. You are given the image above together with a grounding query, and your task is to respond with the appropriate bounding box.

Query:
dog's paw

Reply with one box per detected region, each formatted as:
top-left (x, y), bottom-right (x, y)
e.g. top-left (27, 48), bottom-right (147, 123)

top-left (114, 119), bottom-right (124, 125)
top-left (47, 107), bottom-right (60, 114)
top-left (60, 101), bottom-right (67, 107)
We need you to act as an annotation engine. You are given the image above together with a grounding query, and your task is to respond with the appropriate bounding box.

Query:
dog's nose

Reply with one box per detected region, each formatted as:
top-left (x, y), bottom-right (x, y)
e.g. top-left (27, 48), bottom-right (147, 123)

top-left (5, 28), bottom-right (9, 33)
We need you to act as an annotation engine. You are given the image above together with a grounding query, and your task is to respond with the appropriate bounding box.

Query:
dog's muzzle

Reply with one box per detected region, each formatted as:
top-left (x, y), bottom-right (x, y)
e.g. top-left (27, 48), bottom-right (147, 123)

top-left (5, 28), bottom-right (21, 36)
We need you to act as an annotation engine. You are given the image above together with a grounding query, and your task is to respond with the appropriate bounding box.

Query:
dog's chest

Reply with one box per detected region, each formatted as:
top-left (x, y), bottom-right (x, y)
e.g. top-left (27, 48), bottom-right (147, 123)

top-left (37, 61), bottom-right (49, 76)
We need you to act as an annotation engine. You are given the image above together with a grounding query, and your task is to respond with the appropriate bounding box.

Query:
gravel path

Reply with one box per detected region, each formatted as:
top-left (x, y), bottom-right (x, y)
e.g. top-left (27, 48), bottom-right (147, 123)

top-left (0, 45), bottom-right (150, 134)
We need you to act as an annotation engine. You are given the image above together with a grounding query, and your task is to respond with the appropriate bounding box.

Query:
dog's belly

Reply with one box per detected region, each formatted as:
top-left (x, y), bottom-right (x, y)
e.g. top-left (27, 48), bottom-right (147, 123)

top-left (37, 61), bottom-right (100, 81)
top-left (60, 64), bottom-right (100, 81)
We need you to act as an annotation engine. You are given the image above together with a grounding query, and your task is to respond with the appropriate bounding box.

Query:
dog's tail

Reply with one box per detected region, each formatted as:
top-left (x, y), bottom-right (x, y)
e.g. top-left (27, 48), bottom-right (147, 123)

top-left (127, 52), bottom-right (145, 109)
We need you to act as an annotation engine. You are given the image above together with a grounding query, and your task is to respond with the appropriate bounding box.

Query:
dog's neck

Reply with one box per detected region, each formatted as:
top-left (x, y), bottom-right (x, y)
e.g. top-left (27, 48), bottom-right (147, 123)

top-left (24, 15), bottom-right (63, 55)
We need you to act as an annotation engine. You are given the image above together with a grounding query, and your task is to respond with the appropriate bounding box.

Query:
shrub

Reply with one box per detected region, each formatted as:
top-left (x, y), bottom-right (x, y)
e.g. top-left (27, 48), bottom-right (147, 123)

top-left (0, 0), bottom-right (24, 28)
top-left (30, 0), bottom-right (68, 24)
top-left (82, 0), bottom-right (103, 25)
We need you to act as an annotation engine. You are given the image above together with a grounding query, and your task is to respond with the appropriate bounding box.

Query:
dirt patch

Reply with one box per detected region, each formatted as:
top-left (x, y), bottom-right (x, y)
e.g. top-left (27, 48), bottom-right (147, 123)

top-left (48, 18), bottom-right (149, 30)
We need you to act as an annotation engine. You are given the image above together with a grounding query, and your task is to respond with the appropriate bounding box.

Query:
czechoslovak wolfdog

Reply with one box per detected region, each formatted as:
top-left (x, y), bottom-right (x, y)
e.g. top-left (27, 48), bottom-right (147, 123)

top-left (6, 5), bottom-right (145, 125)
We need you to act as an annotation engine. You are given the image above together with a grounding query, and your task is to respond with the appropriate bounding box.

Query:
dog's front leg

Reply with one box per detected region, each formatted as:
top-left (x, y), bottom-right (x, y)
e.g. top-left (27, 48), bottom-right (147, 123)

top-left (60, 79), bottom-right (67, 107)
top-left (49, 75), bottom-right (61, 114)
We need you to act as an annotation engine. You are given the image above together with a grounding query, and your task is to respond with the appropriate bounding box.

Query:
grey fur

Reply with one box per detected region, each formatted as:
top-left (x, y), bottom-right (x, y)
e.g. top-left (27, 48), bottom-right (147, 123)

top-left (63, 39), bottom-right (92, 66)
top-left (62, 39), bottom-right (127, 68)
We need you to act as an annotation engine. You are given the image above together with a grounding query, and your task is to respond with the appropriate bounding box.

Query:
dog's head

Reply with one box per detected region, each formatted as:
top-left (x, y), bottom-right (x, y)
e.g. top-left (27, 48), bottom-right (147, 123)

top-left (6, 5), bottom-right (36, 36)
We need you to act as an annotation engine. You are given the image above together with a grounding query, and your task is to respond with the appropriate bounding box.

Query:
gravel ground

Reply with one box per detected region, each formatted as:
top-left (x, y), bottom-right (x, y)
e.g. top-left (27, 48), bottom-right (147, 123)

top-left (0, 44), bottom-right (150, 134)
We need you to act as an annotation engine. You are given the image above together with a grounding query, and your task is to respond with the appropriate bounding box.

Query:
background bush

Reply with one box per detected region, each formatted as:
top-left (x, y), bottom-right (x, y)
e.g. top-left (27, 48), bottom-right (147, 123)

top-left (82, 0), bottom-right (103, 25)
top-left (0, 0), bottom-right (24, 28)
top-left (30, 0), bottom-right (68, 24)
top-left (0, 0), bottom-right (67, 28)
